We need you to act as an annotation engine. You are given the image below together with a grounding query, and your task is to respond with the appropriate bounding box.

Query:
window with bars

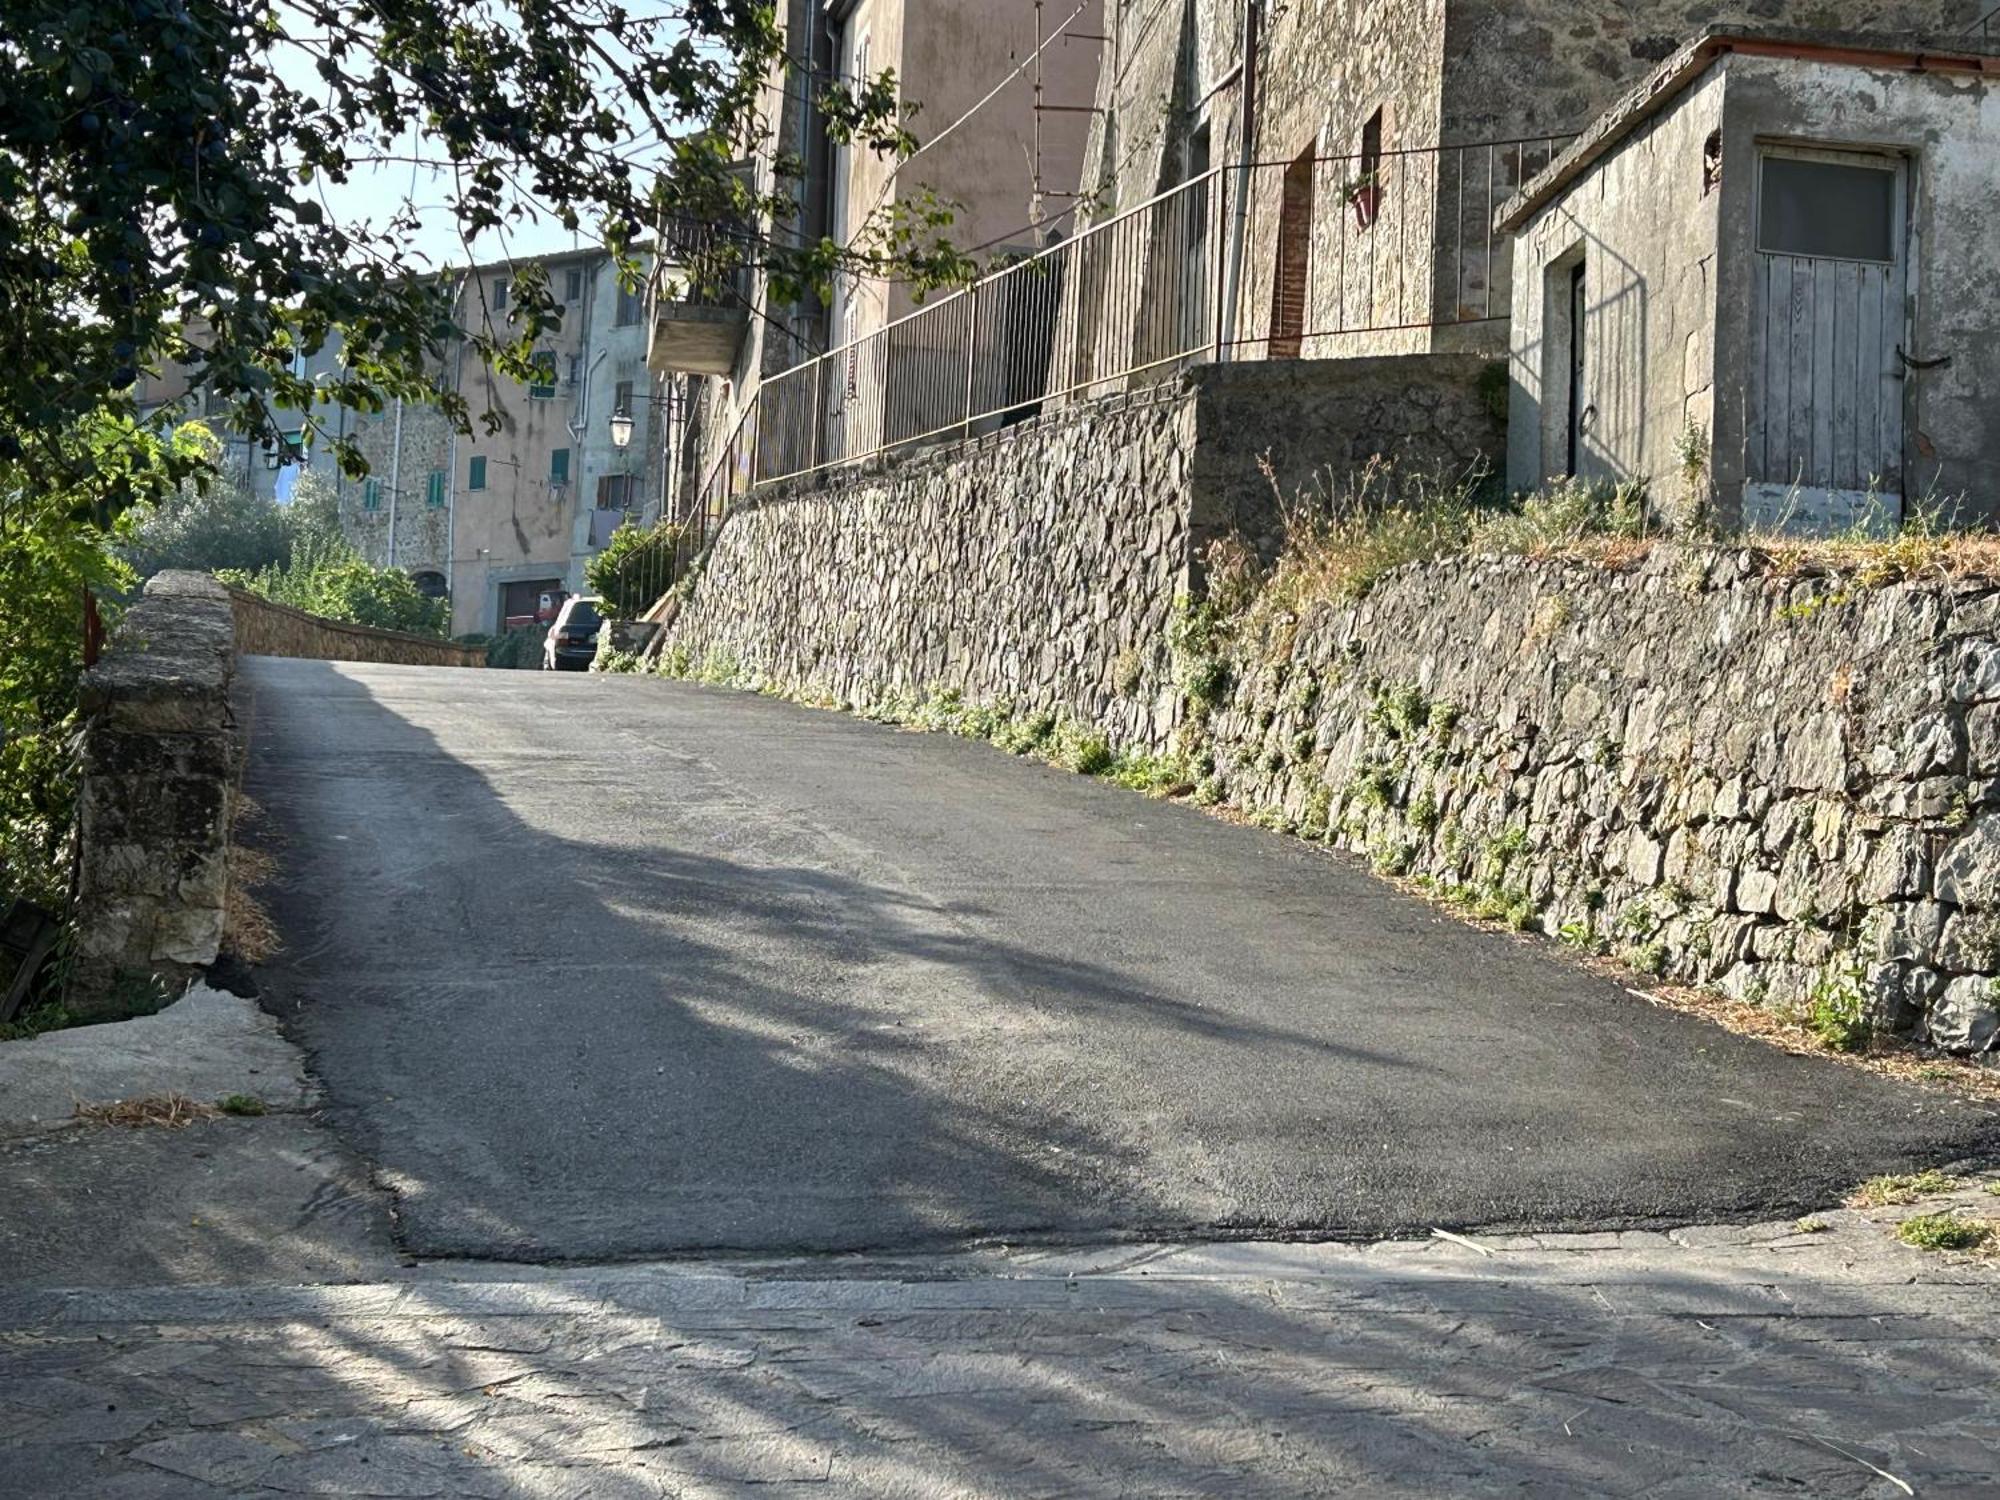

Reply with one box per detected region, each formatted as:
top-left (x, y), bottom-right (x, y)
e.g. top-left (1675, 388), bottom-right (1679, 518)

top-left (362, 478), bottom-right (381, 512)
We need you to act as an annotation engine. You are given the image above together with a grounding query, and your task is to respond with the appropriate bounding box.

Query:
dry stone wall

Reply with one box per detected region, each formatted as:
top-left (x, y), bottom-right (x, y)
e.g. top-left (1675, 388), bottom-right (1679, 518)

top-left (1205, 545), bottom-right (2000, 1055)
top-left (661, 357), bottom-right (1503, 751)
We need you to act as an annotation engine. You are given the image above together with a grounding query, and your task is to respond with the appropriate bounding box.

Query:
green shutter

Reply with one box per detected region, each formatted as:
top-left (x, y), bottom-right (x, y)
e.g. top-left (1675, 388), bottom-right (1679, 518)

top-left (426, 470), bottom-right (445, 508)
top-left (469, 456), bottom-right (487, 491)
top-left (550, 447), bottom-right (570, 484)
top-left (362, 478), bottom-right (381, 512)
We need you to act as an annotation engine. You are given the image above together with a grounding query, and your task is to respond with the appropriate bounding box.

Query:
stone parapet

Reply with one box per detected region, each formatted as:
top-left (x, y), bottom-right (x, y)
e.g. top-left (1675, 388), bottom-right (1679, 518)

top-left (228, 589), bottom-right (485, 668)
top-left (70, 572), bottom-right (239, 1015)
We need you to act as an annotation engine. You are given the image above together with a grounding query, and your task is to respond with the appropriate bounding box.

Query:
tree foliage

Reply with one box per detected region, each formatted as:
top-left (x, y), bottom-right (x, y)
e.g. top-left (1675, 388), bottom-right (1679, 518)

top-left (2, 0), bottom-right (957, 523)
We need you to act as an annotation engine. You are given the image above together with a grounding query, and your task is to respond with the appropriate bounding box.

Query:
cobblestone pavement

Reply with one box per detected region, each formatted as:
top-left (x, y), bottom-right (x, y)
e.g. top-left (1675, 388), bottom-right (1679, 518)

top-left (4, 1199), bottom-right (1997, 1498)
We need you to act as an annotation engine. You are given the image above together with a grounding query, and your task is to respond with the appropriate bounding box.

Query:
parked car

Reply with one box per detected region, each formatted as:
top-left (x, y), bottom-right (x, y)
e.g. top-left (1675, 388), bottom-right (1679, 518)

top-left (542, 595), bottom-right (604, 671)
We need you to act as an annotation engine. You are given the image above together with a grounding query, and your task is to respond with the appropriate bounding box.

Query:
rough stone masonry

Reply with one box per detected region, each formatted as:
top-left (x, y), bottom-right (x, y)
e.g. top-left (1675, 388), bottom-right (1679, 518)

top-left (660, 362), bottom-right (2000, 1056)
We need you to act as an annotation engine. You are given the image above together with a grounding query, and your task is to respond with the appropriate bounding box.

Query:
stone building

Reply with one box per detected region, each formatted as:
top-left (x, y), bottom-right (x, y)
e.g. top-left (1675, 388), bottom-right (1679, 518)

top-left (653, 0), bottom-right (1104, 506)
top-left (1062, 0), bottom-right (1981, 369)
top-left (1501, 27), bottom-right (2000, 534)
top-left (139, 247), bottom-right (672, 635)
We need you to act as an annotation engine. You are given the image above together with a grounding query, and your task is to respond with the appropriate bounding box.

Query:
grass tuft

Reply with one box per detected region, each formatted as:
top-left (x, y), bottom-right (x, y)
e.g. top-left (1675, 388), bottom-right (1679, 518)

top-left (1895, 1212), bottom-right (1994, 1253)
top-left (73, 1093), bottom-right (218, 1129)
top-left (1849, 1170), bottom-right (1955, 1208)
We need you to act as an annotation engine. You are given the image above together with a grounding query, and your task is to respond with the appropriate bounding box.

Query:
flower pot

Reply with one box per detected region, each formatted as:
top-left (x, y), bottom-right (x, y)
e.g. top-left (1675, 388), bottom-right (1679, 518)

top-left (1350, 183), bottom-right (1383, 229)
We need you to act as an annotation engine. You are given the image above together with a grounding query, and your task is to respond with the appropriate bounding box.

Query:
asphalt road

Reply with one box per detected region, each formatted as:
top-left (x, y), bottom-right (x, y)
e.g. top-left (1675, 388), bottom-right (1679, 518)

top-left (239, 658), bottom-right (1998, 1260)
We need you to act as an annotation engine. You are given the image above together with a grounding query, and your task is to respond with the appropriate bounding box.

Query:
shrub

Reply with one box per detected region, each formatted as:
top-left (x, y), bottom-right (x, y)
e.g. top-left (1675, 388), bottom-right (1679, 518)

top-left (587, 521), bottom-right (683, 619)
top-left (221, 534), bottom-right (448, 637)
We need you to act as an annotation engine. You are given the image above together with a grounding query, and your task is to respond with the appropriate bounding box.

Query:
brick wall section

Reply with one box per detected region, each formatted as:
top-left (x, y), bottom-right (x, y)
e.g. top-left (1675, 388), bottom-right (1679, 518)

top-left (227, 589), bottom-right (487, 668)
top-left (70, 573), bottom-right (239, 1016)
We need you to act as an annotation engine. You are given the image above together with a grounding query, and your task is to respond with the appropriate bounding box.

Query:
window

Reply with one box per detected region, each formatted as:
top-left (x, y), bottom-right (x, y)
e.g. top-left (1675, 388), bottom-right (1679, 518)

top-left (468, 455), bottom-right (487, 491)
top-left (362, 477), bottom-right (381, 512)
top-left (550, 447), bottom-right (570, 484)
top-left (491, 278), bottom-right (508, 311)
top-left (425, 469), bottom-right (445, 509)
top-left (1757, 154), bottom-right (1895, 263)
top-left (567, 354), bottom-right (583, 386)
top-left (527, 351), bottom-right (557, 399)
top-left (564, 267), bottom-right (583, 301)
top-left (615, 283), bottom-right (641, 327)
top-left (613, 379), bottom-right (634, 417)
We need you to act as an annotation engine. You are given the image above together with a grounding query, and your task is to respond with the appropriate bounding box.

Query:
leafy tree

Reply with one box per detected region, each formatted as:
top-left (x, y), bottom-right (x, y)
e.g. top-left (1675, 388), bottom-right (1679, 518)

top-left (3, 0), bottom-right (960, 523)
top-left (0, 421), bottom-right (173, 906)
top-left (123, 426), bottom-right (292, 578)
top-left (586, 520), bottom-right (683, 619)
top-left (0, 0), bottom-right (956, 912)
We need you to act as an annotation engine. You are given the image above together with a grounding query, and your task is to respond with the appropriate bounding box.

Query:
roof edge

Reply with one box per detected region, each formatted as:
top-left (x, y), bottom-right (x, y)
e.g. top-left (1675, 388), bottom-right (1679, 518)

top-left (1494, 25), bottom-right (2000, 235)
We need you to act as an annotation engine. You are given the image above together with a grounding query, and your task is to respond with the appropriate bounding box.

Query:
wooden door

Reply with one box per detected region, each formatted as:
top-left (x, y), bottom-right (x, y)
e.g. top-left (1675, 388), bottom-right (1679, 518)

top-left (1746, 146), bottom-right (1907, 533)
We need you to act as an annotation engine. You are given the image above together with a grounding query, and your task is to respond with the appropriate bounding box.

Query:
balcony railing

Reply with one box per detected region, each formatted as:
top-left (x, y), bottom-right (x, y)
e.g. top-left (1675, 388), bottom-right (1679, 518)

top-left (646, 219), bottom-right (754, 377)
top-left (662, 135), bottom-right (1570, 571)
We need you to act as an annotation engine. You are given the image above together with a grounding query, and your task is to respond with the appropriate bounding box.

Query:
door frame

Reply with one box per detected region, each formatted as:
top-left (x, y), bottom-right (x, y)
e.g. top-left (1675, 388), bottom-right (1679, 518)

top-left (1742, 139), bottom-right (1913, 534)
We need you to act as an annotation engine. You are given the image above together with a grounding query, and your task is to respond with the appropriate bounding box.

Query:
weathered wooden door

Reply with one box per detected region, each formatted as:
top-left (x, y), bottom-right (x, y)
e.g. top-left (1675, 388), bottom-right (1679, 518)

top-left (1745, 146), bottom-right (1908, 534)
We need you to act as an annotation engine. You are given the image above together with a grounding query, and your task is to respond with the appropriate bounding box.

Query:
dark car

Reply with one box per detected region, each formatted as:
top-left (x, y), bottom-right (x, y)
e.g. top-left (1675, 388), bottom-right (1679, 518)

top-left (542, 595), bottom-right (603, 671)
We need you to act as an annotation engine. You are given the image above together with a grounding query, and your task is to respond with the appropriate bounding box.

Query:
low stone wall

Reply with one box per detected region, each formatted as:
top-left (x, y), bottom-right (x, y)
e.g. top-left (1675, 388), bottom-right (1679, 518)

top-left (228, 588), bottom-right (485, 668)
top-left (1205, 545), bottom-right (2000, 1056)
top-left (71, 572), bottom-right (239, 1015)
top-left (663, 356), bottom-right (1503, 751)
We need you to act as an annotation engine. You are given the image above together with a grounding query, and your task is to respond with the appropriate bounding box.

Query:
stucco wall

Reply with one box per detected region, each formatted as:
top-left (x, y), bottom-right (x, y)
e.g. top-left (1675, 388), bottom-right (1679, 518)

top-left (1709, 52), bottom-right (2000, 527)
top-left (1204, 545), bottom-right (2000, 1055)
top-left (1506, 66), bottom-right (1726, 512)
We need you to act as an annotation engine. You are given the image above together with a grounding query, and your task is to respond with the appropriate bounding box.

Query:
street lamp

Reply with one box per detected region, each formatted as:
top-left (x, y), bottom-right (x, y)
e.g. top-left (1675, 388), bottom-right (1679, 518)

top-left (608, 408), bottom-right (635, 450)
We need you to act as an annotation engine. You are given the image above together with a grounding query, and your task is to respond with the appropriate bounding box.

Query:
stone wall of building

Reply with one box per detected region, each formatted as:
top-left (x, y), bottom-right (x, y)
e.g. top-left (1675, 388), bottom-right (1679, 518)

top-left (227, 589), bottom-right (487, 668)
top-left (1204, 545), bottom-right (2000, 1055)
top-left (70, 573), bottom-right (239, 1016)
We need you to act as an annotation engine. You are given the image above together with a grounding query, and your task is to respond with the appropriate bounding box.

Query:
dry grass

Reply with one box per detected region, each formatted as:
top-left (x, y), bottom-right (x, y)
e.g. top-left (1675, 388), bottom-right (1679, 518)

top-left (1849, 1170), bottom-right (1958, 1208)
top-left (1227, 458), bottom-right (1656, 648)
top-left (73, 1093), bottom-right (219, 1129)
top-left (223, 794), bottom-right (282, 964)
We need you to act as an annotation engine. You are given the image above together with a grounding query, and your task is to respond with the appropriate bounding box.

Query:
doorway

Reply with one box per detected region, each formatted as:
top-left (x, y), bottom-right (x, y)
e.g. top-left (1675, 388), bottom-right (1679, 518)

top-left (1745, 145), bottom-right (1908, 533)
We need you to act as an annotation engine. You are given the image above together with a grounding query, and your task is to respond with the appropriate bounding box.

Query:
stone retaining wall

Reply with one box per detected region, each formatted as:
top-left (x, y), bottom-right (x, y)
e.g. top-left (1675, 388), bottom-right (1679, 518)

top-left (661, 355), bottom-right (1503, 750)
top-left (228, 588), bottom-right (485, 668)
top-left (70, 572), bottom-right (239, 1016)
top-left (1205, 545), bottom-right (2000, 1056)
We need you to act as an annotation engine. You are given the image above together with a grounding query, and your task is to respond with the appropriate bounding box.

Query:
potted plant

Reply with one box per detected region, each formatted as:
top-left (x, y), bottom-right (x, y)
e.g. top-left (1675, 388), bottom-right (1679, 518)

top-left (1346, 169), bottom-right (1384, 229)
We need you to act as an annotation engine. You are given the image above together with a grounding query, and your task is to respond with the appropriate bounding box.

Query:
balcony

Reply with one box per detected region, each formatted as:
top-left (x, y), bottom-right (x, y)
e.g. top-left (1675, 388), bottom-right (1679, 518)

top-left (646, 221), bottom-right (752, 378)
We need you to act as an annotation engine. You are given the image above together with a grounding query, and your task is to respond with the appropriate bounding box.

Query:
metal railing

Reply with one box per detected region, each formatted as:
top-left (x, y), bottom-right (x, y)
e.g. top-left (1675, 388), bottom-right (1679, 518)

top-left (668, 135), bottom-right (1569, 558)
top-left (1976, 5), bottom-right (2000, 39)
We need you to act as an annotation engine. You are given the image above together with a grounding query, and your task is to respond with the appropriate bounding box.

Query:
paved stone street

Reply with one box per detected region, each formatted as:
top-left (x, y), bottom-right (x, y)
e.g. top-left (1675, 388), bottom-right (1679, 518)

top-left (5, 1209), bottom-right (1999, 1497)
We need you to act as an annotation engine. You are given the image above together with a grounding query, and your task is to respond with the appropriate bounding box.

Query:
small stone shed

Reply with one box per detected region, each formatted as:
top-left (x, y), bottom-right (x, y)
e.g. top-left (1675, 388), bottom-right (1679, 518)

top-left (1498, 27), bottom-right (2000, 534)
